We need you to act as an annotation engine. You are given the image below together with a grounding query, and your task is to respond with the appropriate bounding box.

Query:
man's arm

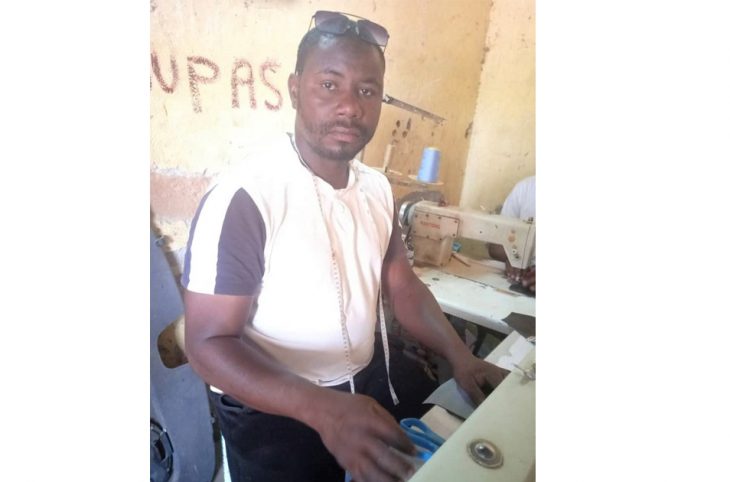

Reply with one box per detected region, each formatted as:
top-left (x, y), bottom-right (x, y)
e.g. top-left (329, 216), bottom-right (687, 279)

top-left (184, 290), bottom-right (418, 482)
top-left (381, 214), bottom-right (508, 405)
top-left (487, 242), bottom-right (536, 292)
top-left (184, 291), bottom-right (321, 416)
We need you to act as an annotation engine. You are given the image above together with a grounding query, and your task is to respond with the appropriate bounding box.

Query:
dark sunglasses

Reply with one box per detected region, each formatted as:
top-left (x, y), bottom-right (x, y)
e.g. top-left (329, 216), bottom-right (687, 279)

top-left (309, 10), bottom-right (389, 50)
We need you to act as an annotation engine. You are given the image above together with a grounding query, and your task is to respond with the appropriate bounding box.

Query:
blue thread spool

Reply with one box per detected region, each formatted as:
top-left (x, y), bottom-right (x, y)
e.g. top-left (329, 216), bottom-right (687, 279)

top-left (417, 147), bottom-right (441, 183)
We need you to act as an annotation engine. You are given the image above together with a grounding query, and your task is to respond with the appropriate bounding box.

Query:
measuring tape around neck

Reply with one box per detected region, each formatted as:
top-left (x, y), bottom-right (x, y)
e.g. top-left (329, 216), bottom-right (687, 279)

top-left (289, 134), bottom-right (399, 404)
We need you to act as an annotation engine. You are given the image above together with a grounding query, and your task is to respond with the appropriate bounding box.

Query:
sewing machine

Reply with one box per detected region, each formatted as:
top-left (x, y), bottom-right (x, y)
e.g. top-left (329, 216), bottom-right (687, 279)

top-left (411, 332), bottom-right (536, 481)
top-left (397, 201), bottom-right (536, 480)
top-left (399, 200), bottom-right (535, 270)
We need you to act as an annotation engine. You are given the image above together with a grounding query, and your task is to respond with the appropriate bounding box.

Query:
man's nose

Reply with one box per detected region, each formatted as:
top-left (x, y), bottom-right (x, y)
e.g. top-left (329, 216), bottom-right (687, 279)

top-left (336, 90), bottom-right (363, 118)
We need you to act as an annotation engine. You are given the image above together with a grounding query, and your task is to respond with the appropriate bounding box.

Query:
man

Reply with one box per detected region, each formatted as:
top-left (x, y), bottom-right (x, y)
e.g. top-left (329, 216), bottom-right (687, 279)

top-left (488, 175), bottom-right (536, 293)
top-left (183, 11), bottom-right (508, 482)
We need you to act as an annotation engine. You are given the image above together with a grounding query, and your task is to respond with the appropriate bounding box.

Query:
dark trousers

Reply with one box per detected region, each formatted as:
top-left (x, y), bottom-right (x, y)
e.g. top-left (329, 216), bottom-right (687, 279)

top-left (210, 334), bottom-right (438, 482)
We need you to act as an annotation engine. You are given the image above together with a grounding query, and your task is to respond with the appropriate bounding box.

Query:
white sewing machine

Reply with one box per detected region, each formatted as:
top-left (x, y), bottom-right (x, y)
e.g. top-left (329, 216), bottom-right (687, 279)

top-left (399, 201), bottom-right (536, 269)
top-left (411, 332), bottom-right (536, 482)
top-left (395, 200), bottom-right (536, 481)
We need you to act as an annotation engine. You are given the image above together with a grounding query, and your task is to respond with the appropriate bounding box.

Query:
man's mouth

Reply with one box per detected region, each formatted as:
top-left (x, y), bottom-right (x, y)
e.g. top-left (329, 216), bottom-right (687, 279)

top-left (326, 123), bottom-right (365, 143)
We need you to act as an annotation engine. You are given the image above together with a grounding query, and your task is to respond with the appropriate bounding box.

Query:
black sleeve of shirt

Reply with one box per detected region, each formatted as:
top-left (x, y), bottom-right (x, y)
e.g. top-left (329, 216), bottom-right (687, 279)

top-left (215, 188), bottom-right (266, 295)
top-left (183, 187), bottom-right (266, 295)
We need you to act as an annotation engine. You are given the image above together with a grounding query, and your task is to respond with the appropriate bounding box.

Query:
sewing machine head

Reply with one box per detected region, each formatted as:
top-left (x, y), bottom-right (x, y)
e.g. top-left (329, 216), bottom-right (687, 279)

top-left (399, 200), bottom-right (535, 269)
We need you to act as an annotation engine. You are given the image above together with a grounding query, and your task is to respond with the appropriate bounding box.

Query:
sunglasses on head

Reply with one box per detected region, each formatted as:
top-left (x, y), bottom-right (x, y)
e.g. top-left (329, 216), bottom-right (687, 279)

top-left (309, 10), bottom-right (389, 50)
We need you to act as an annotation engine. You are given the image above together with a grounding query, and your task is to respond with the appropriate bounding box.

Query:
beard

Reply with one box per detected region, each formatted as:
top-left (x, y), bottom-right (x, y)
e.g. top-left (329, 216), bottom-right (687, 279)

top-left (302, 118), bottom-right (375, 162)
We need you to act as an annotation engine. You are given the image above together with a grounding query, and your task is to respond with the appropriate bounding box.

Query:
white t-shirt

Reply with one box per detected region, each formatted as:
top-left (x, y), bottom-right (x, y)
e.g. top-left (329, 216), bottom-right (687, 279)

top-left (501, 176), bottom-right (536, 221)
top-left (183, 133), bottom-right (394, 387)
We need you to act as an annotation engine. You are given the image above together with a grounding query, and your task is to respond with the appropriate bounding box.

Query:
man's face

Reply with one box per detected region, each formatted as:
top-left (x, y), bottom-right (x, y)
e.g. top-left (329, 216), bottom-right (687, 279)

top-left (289, 35), bottom-right (385, 162)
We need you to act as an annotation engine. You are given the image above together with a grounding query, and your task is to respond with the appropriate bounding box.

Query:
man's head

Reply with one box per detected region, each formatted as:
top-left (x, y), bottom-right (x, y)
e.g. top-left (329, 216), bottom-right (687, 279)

top-left (288, 12), bottom-right (389, 163)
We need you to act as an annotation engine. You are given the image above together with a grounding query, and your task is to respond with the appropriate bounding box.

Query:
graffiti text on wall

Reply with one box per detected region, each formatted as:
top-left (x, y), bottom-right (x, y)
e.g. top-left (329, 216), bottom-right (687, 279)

top-left (151, 52), bottom-right (284, 113)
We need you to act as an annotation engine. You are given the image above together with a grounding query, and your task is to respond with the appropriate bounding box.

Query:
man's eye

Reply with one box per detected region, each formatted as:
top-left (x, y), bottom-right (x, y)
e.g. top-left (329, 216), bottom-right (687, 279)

top-left (360, 88), bottom-right (373, 97)
top-left (322, 81), bottom-right (335, 90)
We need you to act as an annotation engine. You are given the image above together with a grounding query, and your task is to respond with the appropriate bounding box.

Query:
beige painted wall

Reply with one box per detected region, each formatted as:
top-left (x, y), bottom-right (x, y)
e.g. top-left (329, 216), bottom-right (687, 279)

top-left (460, 0), bottom-right (535, 213)
top-left (150, 0), bottom-right (534, 261)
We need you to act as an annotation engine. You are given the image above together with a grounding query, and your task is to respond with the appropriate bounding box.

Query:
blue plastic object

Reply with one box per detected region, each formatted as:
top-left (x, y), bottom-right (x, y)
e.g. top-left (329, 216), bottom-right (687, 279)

top-left (400, 418), bottom-right (446, 460)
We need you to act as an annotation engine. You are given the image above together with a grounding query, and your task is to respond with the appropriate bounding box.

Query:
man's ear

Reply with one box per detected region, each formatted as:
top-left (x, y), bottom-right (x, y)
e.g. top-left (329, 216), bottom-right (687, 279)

top-left (288, 73), bottom-right (299, 110)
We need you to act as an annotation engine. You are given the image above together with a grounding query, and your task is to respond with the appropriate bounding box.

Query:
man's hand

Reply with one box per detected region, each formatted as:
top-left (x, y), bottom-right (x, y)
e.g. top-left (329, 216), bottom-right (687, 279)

top-left (506, 264), bottom-right (536, 293)
top-left (314, 391), bottom-right (419, 482)
top-left (451, 355), bottom-right (510, 406)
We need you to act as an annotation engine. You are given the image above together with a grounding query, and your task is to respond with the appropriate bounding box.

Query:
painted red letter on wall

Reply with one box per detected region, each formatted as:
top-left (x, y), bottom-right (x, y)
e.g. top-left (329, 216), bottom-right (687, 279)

top-left (260, 60), bottom-right (283, 111)
top-left (187, 56), bottom-right (220, 113)
top-left (151, 52), bottom-right (179, 93)
top-left (231, 59), bottom-right (256, 109)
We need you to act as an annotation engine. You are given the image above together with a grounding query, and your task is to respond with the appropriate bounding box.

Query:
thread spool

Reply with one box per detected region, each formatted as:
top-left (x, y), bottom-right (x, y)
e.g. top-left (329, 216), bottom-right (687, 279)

top-left (417, 147), bottom-right (440, 183)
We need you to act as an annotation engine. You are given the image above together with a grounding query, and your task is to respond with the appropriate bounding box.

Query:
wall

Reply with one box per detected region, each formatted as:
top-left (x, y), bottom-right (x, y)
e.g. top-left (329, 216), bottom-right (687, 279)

top-left (460, 0), bottom-right (535, 212)
top-left (150, 0), bottom-right (534, 266)
top-left (360, 1), bottom-right (492, 206)
top-left (150, 0), bottom-right (300, 260)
